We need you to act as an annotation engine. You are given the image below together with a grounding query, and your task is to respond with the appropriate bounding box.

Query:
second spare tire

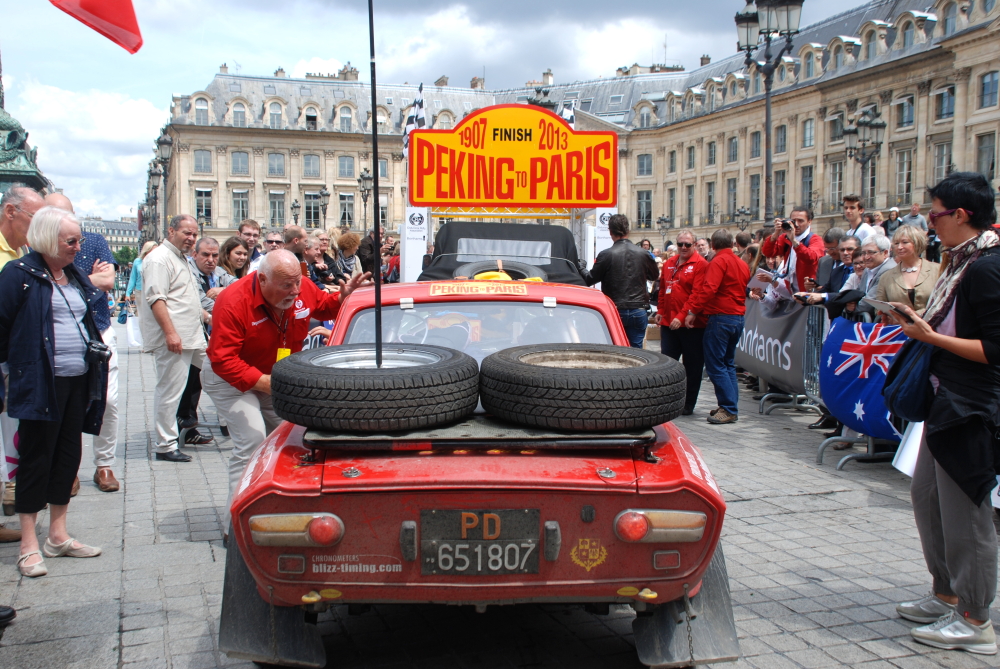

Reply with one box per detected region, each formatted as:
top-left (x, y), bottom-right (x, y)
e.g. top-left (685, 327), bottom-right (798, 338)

top-left (480, 344), bottom-right (686, 431)
top-left (272, 344), bottom-right (479, 432)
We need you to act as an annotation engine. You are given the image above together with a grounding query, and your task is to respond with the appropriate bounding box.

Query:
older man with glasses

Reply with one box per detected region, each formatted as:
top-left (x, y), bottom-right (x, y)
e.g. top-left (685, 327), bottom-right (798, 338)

top-left (249, 231), bottom-right (284, 273)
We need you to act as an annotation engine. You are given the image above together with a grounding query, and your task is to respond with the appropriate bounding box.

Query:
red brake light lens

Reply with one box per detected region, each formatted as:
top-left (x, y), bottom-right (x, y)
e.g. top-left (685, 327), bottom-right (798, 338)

top-left (615, 511), bottom-right (650, 542)
top-left (308, 516), bottom-right (343, 546)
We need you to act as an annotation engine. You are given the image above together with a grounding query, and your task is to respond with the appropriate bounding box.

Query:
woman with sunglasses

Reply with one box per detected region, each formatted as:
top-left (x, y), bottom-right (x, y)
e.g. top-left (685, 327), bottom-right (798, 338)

top-left (0, 207), bottom-right (108, 577)
top-left (887, 172), bottom-right (1000, 655)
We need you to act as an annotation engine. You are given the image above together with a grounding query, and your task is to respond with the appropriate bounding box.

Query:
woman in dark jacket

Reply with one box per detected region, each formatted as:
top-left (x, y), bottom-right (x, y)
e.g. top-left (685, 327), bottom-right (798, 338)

top-left (0, 207), bottom-right (107, 577)
top-left (887, 173), bottom-right (1000, 655)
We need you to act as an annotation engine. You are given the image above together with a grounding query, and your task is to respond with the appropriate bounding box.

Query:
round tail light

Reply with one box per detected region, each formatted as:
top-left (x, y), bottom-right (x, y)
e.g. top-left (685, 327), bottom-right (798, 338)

top-left (615, 511), bottom-right (650, 542)
top-left (308, 516), bottom-right (343, 546)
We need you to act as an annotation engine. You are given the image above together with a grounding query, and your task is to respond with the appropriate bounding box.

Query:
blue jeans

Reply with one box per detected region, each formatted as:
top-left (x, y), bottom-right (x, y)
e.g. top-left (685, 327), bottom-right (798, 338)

top-left (703, 314), bottom-right (744, 415)
top-left (618, 308), bottom-right (648, 349)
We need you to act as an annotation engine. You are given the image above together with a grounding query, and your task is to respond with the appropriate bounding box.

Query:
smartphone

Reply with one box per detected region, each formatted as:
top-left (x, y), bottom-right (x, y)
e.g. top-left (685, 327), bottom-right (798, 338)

top-left (861, 298), bottom-right (915, 324)
top-left (794, 294), bottom-right (810, 304)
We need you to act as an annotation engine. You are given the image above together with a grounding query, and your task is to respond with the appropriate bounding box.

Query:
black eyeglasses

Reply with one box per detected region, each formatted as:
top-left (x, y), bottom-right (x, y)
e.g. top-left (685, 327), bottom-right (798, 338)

top-left (676, 242), bottom-right (694, 248)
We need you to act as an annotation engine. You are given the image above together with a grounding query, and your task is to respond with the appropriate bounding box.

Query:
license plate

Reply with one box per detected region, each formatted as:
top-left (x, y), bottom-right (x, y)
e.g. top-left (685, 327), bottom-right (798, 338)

top-left (420, 509), bottom-right (540, 575)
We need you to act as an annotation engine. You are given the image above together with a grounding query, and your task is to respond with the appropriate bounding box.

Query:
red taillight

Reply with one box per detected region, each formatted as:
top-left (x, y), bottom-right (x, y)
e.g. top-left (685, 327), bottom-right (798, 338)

top-left (615, 511), bottom-right (650, 542)
top-left (308, 516), bottom-right (343, 546)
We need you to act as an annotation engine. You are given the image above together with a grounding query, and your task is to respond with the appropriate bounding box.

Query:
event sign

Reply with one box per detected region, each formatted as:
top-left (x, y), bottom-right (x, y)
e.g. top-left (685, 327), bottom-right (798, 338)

top-left (735, 299), bottom-right (809, 396)
top-left (401, 207), bottom-right (429, 283)
top-left (408, 105), bottom-right (618, 208)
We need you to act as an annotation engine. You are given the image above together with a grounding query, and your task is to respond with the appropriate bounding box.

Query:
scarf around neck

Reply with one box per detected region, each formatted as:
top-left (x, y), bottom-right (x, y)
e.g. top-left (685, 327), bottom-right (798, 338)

top-left (923, 229), bottom-right (1000, 329)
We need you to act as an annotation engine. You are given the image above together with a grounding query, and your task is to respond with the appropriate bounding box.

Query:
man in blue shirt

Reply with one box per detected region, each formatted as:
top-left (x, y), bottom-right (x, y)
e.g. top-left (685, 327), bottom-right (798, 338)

top-left (47, 193), bottom-right (121, 493)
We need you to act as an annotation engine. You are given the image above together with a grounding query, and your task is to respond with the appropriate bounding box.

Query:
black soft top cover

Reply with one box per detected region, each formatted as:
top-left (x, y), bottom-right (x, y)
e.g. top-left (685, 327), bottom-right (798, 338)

top-left (417, 222), bottom-right (586, 286)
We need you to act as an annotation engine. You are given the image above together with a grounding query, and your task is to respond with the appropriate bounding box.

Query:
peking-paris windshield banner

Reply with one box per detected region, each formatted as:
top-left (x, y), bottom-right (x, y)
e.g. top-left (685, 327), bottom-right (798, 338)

top-left (819, 318), bottom-right (908, 442)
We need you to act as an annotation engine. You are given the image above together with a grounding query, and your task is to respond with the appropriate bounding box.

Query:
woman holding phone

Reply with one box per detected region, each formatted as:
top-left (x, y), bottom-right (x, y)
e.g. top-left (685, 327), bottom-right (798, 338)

top-left (887, 172), bottom-right (1000, 655)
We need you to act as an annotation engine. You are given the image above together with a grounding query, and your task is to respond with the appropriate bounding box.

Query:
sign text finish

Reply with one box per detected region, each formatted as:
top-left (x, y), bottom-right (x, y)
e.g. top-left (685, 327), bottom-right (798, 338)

top-left (408, 105), bottom-right (618, 208)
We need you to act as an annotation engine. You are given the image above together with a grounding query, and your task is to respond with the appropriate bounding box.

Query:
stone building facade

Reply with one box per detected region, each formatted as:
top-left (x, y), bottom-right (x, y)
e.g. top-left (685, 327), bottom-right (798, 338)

top-left (81, 217), bottom-right (140, 252)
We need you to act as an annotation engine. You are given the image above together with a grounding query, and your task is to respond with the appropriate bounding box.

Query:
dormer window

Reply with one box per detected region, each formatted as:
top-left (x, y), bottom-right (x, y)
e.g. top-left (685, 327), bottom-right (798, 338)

top-left (730, 82), bottom-right (737, 97)
top-left (805, 53), bottom-right (815, 78)
top-left (195, 98), bottom-right (209, 125)
top-left (340, 107), bottom-right (353, 132)
top-left (269, 102), bottom-right (282, 129)
top-left (609, 94), bottom-right (624, 106)
top-left (864, 31), bottom-right (876, 60)
top-left (233, 102), bottom-right (246, 128)
top-left (903, 22), bottom-right (915, 47)
top-left (944, 3), bottom-right (957, 35)
top-left (834, 46), bottom-right (844, 69)
top-left (639, 108), bottom-right (651, 128)
top-left (778, 66), bottom-right (786, 82)
top-left (305, 107), bottom-right (318, 130)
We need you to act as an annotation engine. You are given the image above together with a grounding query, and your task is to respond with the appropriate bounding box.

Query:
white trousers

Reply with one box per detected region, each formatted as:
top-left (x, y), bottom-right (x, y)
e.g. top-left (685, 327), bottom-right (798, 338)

top-left (201, 362), bottom-right (280, 527)
top-left (92, 327), bottom-right (120, 467)
top-left (152, 346), bottom-right (204, 454)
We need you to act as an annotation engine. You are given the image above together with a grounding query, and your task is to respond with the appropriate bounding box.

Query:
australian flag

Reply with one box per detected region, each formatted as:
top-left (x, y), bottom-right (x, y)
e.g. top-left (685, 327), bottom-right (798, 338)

top-left (819, 318), bottom-right (908, 442)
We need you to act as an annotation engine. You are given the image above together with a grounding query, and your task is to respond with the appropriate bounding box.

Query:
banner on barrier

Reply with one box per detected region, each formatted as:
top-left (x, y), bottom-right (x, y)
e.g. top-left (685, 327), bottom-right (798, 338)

top-left (735, 299), bottom-right (809, 396)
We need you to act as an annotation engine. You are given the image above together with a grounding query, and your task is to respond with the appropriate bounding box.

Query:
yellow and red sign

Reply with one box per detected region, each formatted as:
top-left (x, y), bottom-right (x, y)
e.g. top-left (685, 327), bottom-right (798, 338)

top-left (408, 105), bottom-right (618, 209)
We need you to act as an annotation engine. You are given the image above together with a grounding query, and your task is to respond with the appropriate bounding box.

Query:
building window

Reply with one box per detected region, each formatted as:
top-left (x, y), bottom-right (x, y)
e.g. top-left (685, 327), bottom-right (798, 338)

top-left (936, 87), bottom-right (955, 119)
top-left (727, 137), bottom-right (738, 163)
top-left (896, 149), bottom-right (913, 204)
top-left (801, 165), bottom-right (814, 207)
top-left (269, 102), bottom-right (282, 129)
top-left (751, 131), bottom-right (761, 158)
top-left (379, 193), bottom-right (388, 227)
top-left (580, 99), bottom-right (593, 112)
top-left (686, 146), bottom-right (695, 170)
top-left (438, 114), bottom-right (453, 130)
top-left (753, 72), bottom-right (761, 95)
top-left (668, 188), bottom-right (676, 221)
top-left (637, 153), bottom-right (653, 176)
top-left (668, 150), bottom-right (677, 173)
top-left (778, 66), bottom-right (786, 83)
top-left (834, 46), bottom-right (844, 69)
top-left (802, 118), bottom-right (814, 148)
top-left (805, 53), bottom-right (815, 78)
top-left (379, 159), bottom-right (388, 179)
top-left (232, 190), bottom-right (249, 222)
top-left (934, 142), bottom-right (953, 183)
top-left (706, 181), bottom-right (716, 217)
top-left (861, 161), bottom-right (877, 208)
top-left (727, 178), bottom-right (738, 215)
top-left (943, 2), bottom-right (957, 35)
top-left (232, 103), bottom-right (246, 128)
top-left (269, 192), bottom-right (285, 227)
top-left (686, 185), bottom-right (695, 221)
top-left (377, 110), bottom-right (389, 133)
top-left (340, 107), bottom-right (353, 132)
top-left (897, 97), bottom-right (915, 127)
top-left (830, 114), bottom-right (845, 142)
top-left (268, 153), bottom-right (285, 177)
top-left (639, 109), bottom-right (651, 128)
top-left (749, 174), bottom-right (761, 218)
top-left (775, 170), bottom-right (786, 216)
top-left (195, 98), bottom-right (209, 126)
top-left (231, 151), bottom-right (249, 175)
top-left (775, 125), bottom-right (787, 153)
top-left (864, 31), bottom-right (876, 60)
top-left (637, 190), bottom-right (652, 228)
top-left (829, 161), bottom-right (844, 205)
top-left (609, 95), bottom-right (624, 105)
top-left (195, 189), bottom-right (212, 224)
top-left (304, 192), bottom-right (322, 228)
top-left (193, 150), bottom-right (212, 173)
top-left (902, 22), bottom-right (915, 48)
top-left (306, 108), bottom-right (318, 130)
top-left (977, 133), bottom-right (996, 180)
top-left (339, 193), bottom-right (354, 226)
top-left (338, 155), bottom-right (355, 178)
top-left (303, 154), bottom-right (320, 177)
top-left (980, 71), bottom-right (999, 108)
top-left (706, 142), bottom-right (716, 166)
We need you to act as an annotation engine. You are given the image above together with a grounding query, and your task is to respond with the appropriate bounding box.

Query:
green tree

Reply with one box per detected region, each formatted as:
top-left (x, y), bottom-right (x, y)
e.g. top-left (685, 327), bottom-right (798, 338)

top-left (114, 246), bottom-right (138, 266)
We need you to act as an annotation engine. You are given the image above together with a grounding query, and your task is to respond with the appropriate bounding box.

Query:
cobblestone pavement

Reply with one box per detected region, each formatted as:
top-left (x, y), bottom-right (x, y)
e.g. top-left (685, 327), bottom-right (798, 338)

top-left (1, 325), bottom-right (999, 668)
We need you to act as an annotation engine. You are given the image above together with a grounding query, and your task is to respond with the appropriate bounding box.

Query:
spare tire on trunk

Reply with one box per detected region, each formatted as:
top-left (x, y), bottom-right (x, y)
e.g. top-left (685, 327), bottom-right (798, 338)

top-left (453, 260), bottom-right (548, 281)
top-left (479, 344), bottom-right (686, 431)
top-left (272, 344), bottom-right (479, 432)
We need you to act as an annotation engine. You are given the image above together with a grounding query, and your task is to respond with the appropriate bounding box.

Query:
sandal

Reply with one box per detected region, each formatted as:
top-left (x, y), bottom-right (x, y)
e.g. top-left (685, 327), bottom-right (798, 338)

top-left (43, 537), bottom-right (102, 558)
top-left (17, 551), bottom-right (47, 577)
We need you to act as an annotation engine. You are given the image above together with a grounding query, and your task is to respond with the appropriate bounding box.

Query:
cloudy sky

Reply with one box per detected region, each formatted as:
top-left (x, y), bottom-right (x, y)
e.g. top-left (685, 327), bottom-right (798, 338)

top-left (2, 0), bottom-right (865, 219)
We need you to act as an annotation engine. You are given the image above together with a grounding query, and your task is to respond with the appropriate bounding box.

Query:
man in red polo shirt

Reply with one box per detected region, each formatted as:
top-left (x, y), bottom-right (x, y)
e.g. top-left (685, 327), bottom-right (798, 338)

top-left (760, 206), bottom-right (826, 294)
top-left (683, 229), bottom-right (751, 425)
top-left (654, 230), bottom-right (708, 415)
top-left (203, 250), bottom-right (370, 525)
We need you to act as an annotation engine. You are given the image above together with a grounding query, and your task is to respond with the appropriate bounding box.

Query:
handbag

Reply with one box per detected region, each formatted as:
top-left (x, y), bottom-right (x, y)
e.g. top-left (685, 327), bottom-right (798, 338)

top-left (117, 309), bottom-right (128, 325)
top-left (882, 339), bottom-right (936, 423)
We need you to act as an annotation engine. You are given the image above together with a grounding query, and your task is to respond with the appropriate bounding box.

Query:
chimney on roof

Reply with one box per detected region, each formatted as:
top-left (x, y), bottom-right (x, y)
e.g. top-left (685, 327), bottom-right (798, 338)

top-left (274, 67), bottom-right (286, 77)
top-left (700, 55), bottom-right (711, 67)
top-left (337, 63), bottom-right (359, 81)
top-left (220, 63), bottom-right (229, 74)
top-left (542, 69), bottom-right (554, 86)
top-left (470, 76), bottom-right (485, 90)
top-left (435, 75), bottom-right (449, 87)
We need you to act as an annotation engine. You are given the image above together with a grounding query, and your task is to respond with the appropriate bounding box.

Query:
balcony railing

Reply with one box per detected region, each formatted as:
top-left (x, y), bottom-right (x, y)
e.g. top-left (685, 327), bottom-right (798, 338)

top-left (699, 213), bottom-right (717, 226)
top-left (891, 192), bottom-right (913, 206)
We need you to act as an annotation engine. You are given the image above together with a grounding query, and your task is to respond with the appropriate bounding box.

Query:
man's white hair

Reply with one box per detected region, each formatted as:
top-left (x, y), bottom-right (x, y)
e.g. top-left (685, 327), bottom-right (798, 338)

top-left (27, 206), bottom-right (80, 257)
top-left (864, 234), bottom-right (891, 253)
top-left (258, 249), bottom-right (299, 278)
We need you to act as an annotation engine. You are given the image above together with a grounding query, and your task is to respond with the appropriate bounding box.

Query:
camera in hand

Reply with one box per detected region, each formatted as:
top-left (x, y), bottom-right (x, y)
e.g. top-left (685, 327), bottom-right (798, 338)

top-left (780, 220), bottom-right (792, 231)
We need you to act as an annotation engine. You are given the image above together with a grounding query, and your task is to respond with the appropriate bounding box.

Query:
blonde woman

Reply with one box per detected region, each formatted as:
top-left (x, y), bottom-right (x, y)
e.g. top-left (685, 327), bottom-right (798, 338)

top-left (875, 225), bottom-right (939, 315)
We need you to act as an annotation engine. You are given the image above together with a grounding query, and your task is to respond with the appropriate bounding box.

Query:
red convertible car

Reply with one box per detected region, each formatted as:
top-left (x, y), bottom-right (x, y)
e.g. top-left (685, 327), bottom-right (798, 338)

top-left (219, 226), bottom-right (738, 668)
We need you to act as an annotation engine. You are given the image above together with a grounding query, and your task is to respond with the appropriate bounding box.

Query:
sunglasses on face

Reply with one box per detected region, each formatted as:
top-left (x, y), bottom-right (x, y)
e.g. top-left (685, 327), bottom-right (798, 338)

top-left (266, 239), bottom-right (282, 245)
top-left (929, 208), bottom-right (972, 222)
top-left (676, 242), bottom-right (694, 248)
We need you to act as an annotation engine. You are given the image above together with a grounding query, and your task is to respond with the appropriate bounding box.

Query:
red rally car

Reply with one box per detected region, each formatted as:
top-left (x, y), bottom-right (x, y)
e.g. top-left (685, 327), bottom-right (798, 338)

top-left (219, 225), bottom-right (738, 668)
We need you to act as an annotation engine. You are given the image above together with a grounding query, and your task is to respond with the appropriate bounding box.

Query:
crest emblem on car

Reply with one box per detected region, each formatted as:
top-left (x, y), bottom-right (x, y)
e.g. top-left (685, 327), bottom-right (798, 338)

top-left (570, 538), bottom-right (607, 572)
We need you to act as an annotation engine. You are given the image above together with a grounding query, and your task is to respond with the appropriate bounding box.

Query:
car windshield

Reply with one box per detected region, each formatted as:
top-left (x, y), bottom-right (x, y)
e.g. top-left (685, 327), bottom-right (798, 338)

top-left (344, 301), bottom-right (613, 364)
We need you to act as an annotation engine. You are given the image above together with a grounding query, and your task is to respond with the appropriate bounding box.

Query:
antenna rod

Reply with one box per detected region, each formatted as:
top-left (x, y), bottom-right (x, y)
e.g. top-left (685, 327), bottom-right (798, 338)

top-left (368, 0), bottom-right (383, 368)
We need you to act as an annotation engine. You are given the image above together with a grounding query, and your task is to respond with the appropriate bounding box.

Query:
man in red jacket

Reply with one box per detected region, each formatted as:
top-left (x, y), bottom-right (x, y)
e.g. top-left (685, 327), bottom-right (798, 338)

top-left (202, 250), bottom-right (370, 526)
top-left (760, 207), bottom-right (826, 294)
top-left (683, 229), bottom-right (751, 424)
top-left (654, 230), bottom-right (708, 415)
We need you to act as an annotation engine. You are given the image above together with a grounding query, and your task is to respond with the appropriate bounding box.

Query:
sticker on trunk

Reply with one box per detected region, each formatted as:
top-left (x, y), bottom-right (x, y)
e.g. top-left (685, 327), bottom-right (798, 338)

top-left (311, 554), bottom-right (403, 575)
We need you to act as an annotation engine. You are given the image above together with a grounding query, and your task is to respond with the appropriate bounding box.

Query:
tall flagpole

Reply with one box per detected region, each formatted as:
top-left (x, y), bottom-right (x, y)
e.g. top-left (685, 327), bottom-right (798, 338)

top-left (368, 0), bottom-right (383, 368)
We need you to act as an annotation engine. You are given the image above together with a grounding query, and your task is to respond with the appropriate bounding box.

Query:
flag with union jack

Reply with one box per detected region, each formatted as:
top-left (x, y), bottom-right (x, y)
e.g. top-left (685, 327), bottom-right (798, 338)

top-left (819, 318), bottom-right (908, 441)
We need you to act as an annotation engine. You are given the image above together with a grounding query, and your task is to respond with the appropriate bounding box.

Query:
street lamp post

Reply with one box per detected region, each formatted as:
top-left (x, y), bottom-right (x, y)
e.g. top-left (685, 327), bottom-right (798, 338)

top-left (735, 206), bottom-right (752, 231)
top-left (197, 215), bottom-right (206, 238)
top-left (735, 0), bottom-right (804, 229)
top-left (155, 130), bottom-right (173, 238)
top-left (843, 107), bottom-right (886, 208)
top-left (358, 168), bottom-right (373, 233)
top-left (319, 186), bottom-right (331, 226)
top-left (290, 199), bottom-right (301, 226)
top-left (148, 162), bottom-right (163, 238)
top-left (656, 216), bottom-right (671, 249)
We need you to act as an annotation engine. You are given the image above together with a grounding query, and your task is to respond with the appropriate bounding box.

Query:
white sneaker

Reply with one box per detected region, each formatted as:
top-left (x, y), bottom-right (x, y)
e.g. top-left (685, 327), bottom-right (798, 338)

top-left (911, 611), bottom-right (997, 655)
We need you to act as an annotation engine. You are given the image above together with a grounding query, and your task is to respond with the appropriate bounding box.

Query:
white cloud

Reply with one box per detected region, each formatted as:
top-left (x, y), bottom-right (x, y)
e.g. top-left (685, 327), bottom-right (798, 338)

top-left (8, 80), bottom-right (168, 218)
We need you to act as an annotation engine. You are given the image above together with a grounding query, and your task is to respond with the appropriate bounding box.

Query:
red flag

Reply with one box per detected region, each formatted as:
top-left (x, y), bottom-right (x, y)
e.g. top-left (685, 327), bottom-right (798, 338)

top-left (50, 0), bottom-right (143, 54)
